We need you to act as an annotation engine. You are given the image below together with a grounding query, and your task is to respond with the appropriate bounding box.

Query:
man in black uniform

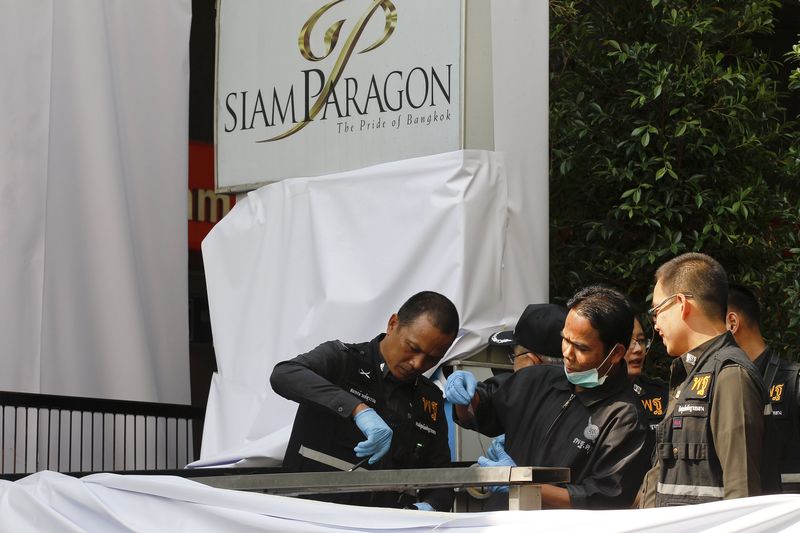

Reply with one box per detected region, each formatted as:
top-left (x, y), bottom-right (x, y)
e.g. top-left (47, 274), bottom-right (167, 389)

top-left (445, 285), bottom-right (652, 509)
top-left (726, 283), bottom-right (800, 487)
top-left (625, 315), bottom-right (667, 432)
top-left (270, 291), bottom-right (458, 511)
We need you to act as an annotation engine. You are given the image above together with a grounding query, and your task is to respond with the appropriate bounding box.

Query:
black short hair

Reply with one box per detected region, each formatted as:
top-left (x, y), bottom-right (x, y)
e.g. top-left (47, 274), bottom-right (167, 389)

top-left (397, 291), bottom-right (459, 338)
top-left (728, 283), bottom-right (761, 328)
top-left (655, 253), bottom-right (727, 322)
top-left (567, 285), bottom-right (634, 352)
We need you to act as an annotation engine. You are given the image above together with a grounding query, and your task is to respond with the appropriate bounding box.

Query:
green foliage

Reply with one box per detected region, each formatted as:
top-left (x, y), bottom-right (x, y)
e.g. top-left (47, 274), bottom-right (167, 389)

top-left (549, 0), bottom-right (800, 366)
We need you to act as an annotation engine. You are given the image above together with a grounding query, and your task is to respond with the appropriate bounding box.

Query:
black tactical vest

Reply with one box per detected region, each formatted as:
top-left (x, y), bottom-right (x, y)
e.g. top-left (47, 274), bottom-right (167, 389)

top-left (655, 335), bottom-right (767, 506)
top-left (761, 350), bottom-right (800, 478)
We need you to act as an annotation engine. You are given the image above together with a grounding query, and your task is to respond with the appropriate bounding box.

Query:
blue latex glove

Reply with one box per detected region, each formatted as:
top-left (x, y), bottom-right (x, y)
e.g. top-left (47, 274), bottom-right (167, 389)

top-left (445, 371), bottom-right (478, 405)
top-left (486, 434), bottom-right (506, 462)
top-left (412, 502), bottom-right (435, 511)
top-left (477, 446), bottom-right (516, 494)
top-left (353, 408), bottom-right (393, 464)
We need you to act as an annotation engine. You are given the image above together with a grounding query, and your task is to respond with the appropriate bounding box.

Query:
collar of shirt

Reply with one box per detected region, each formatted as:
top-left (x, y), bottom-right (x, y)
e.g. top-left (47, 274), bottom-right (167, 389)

top-left (368, 334), bottom-right (392, 380)
top-left (678, 331), bottom-right (733, 373)
top-left (753, 346), bottom-right (772, 375)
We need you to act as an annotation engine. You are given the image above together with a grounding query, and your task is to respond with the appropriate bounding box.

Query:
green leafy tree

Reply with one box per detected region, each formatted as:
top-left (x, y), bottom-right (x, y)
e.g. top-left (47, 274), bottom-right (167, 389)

top-left (549, 0), bottom-right (800, 369)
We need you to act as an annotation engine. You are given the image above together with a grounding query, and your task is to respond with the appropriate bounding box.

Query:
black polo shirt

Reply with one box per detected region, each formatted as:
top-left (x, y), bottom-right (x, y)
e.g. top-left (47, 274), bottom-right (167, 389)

top-left (460, 363), bottom-right (652, 509)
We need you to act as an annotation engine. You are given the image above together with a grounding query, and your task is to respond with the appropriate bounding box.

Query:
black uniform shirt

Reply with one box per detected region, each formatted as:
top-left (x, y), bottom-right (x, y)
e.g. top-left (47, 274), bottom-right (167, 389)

top-left (632, 375), bottom-right (668, 431)
top-left (271, 334), bottom-right (453, 510)
top-left (461, 363), bottom-right (652, 509)
top-left (754, 347), bottom-right (800, 477)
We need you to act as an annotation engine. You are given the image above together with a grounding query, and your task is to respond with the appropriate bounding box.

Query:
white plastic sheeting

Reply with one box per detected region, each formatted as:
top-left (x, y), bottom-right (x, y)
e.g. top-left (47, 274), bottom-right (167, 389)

top-left (196, 150), bottom-right (520, 465)
top-left (0, 0), bottom-right (191, 403)
top-left (2, 471), bottom-right (799, 532)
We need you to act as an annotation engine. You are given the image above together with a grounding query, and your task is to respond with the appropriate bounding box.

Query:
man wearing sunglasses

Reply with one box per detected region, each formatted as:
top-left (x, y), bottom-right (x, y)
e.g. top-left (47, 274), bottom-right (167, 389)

top-left (637, 253), bottom-right (768, 508)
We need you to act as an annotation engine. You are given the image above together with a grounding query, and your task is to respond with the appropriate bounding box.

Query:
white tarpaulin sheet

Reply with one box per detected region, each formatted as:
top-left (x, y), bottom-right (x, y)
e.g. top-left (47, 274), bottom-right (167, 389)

top-left (0, 0), bottom-right (191, 403)
top-left (2, 471), bottom-right (799, 532)
top-left (196, 150), bottom-right (519, 465)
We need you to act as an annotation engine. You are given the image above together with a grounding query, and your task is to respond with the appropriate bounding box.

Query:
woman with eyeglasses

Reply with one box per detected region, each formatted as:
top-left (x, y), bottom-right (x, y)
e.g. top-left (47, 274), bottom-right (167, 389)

top-left (625, 316), bottom-right (668, 432)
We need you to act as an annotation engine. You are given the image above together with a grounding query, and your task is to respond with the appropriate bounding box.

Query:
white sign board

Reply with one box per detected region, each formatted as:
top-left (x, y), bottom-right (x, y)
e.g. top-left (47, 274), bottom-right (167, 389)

top-left (215, 0), bottom-right (463, 192)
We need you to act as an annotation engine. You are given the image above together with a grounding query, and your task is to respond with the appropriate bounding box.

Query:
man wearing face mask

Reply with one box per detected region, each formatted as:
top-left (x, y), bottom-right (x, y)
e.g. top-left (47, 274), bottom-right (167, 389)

top-left (445, 285), bottom-right (652, 509)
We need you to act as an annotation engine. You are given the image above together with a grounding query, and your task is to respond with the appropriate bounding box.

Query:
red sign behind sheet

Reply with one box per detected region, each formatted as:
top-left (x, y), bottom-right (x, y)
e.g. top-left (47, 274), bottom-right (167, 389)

top-left (188, 141), bottom-right (236, 250)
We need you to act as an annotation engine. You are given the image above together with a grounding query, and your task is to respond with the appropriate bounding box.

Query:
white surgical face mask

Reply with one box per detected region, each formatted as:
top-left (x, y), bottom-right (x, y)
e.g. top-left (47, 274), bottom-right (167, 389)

top-left (564, 344), bottom-right (618, 388)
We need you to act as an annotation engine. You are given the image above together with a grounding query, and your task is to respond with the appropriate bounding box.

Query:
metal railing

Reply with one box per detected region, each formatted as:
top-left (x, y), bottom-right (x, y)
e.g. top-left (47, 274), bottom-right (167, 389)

top-left (0, 391), bottom-right (205, 477)
top-left (190, 465), bottom-right (571, 511)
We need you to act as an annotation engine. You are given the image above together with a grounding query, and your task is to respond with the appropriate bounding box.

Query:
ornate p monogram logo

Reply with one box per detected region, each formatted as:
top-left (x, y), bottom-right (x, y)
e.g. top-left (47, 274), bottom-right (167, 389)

top-left (258, 0), bottom-right (398, 143)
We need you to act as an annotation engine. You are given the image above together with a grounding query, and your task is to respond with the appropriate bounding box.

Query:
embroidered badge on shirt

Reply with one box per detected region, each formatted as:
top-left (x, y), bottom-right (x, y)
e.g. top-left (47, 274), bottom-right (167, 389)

top-left (421, 397), bottom-right (438, 422)
top-left (672, 417), bottom-right (683, 429)
top-left (685, 353), bottom-right (697, 365)
top-left (358, 368), bottom-right (371, 379)
top-left (583, 417), bottom-right (600, 441)
top-left (688, 373), bottom-right (711, 398)
top-left (633, 383), bottom-right (643, 395)
top-left (676, 402), bottom-right (707, 416)
top-left (770, 383), bottom-right (784, 402)
top-left (641, 397), bottom-right (664, 416)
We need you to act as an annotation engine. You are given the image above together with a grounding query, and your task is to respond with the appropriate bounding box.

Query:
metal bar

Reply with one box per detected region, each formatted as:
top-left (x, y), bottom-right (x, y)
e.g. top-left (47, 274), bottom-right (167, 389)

top-left (508, 485), bottom-right (541, 511)
top-left (153, 417), bottom-right (162, 470)
top-left (781, 473), bottom-right (800, 483)
top-left (190, 466), bottom-right (569, 495)
top-left (1, 406), bottom-right (5, 474)
top-left (13, 407), bottom-right (17, 473)
top-left (46, 410), bottom-right (51, 470)
top-left (24, 407), bottom-right (28, 472)
top-left (163, 417), bottom-right (167, 470)
top-left (57, 410), bottom-right (62, 471)
top-left (174, 418), bottom-right (178, 469)
top-left (67, 411), bottom-right (72, 471)
top-left (133, 415), bottom-right (137, 469)
top-left (80, 412), bottom-right (84, 471)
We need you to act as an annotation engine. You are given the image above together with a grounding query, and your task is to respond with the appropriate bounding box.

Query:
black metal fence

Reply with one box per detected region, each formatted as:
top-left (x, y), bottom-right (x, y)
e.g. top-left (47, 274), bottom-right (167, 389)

top-left (0, 391), bottom-right (205, 477)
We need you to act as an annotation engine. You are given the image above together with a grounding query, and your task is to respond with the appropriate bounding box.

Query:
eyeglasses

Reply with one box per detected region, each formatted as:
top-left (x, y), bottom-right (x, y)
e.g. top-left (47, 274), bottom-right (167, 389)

top-left (629, 337), bottom-right (652, 351)
top-left (647, 293), bottom-right (694, 320)
top-left (507, 350), bottom-right (531, 364)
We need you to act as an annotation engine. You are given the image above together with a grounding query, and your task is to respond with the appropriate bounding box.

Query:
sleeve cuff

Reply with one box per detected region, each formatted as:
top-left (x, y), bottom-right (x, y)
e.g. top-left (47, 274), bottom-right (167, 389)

top-left (566, 484), bottom-right (587, 509)
top-left (331, 393), bottom-right (362, 418)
